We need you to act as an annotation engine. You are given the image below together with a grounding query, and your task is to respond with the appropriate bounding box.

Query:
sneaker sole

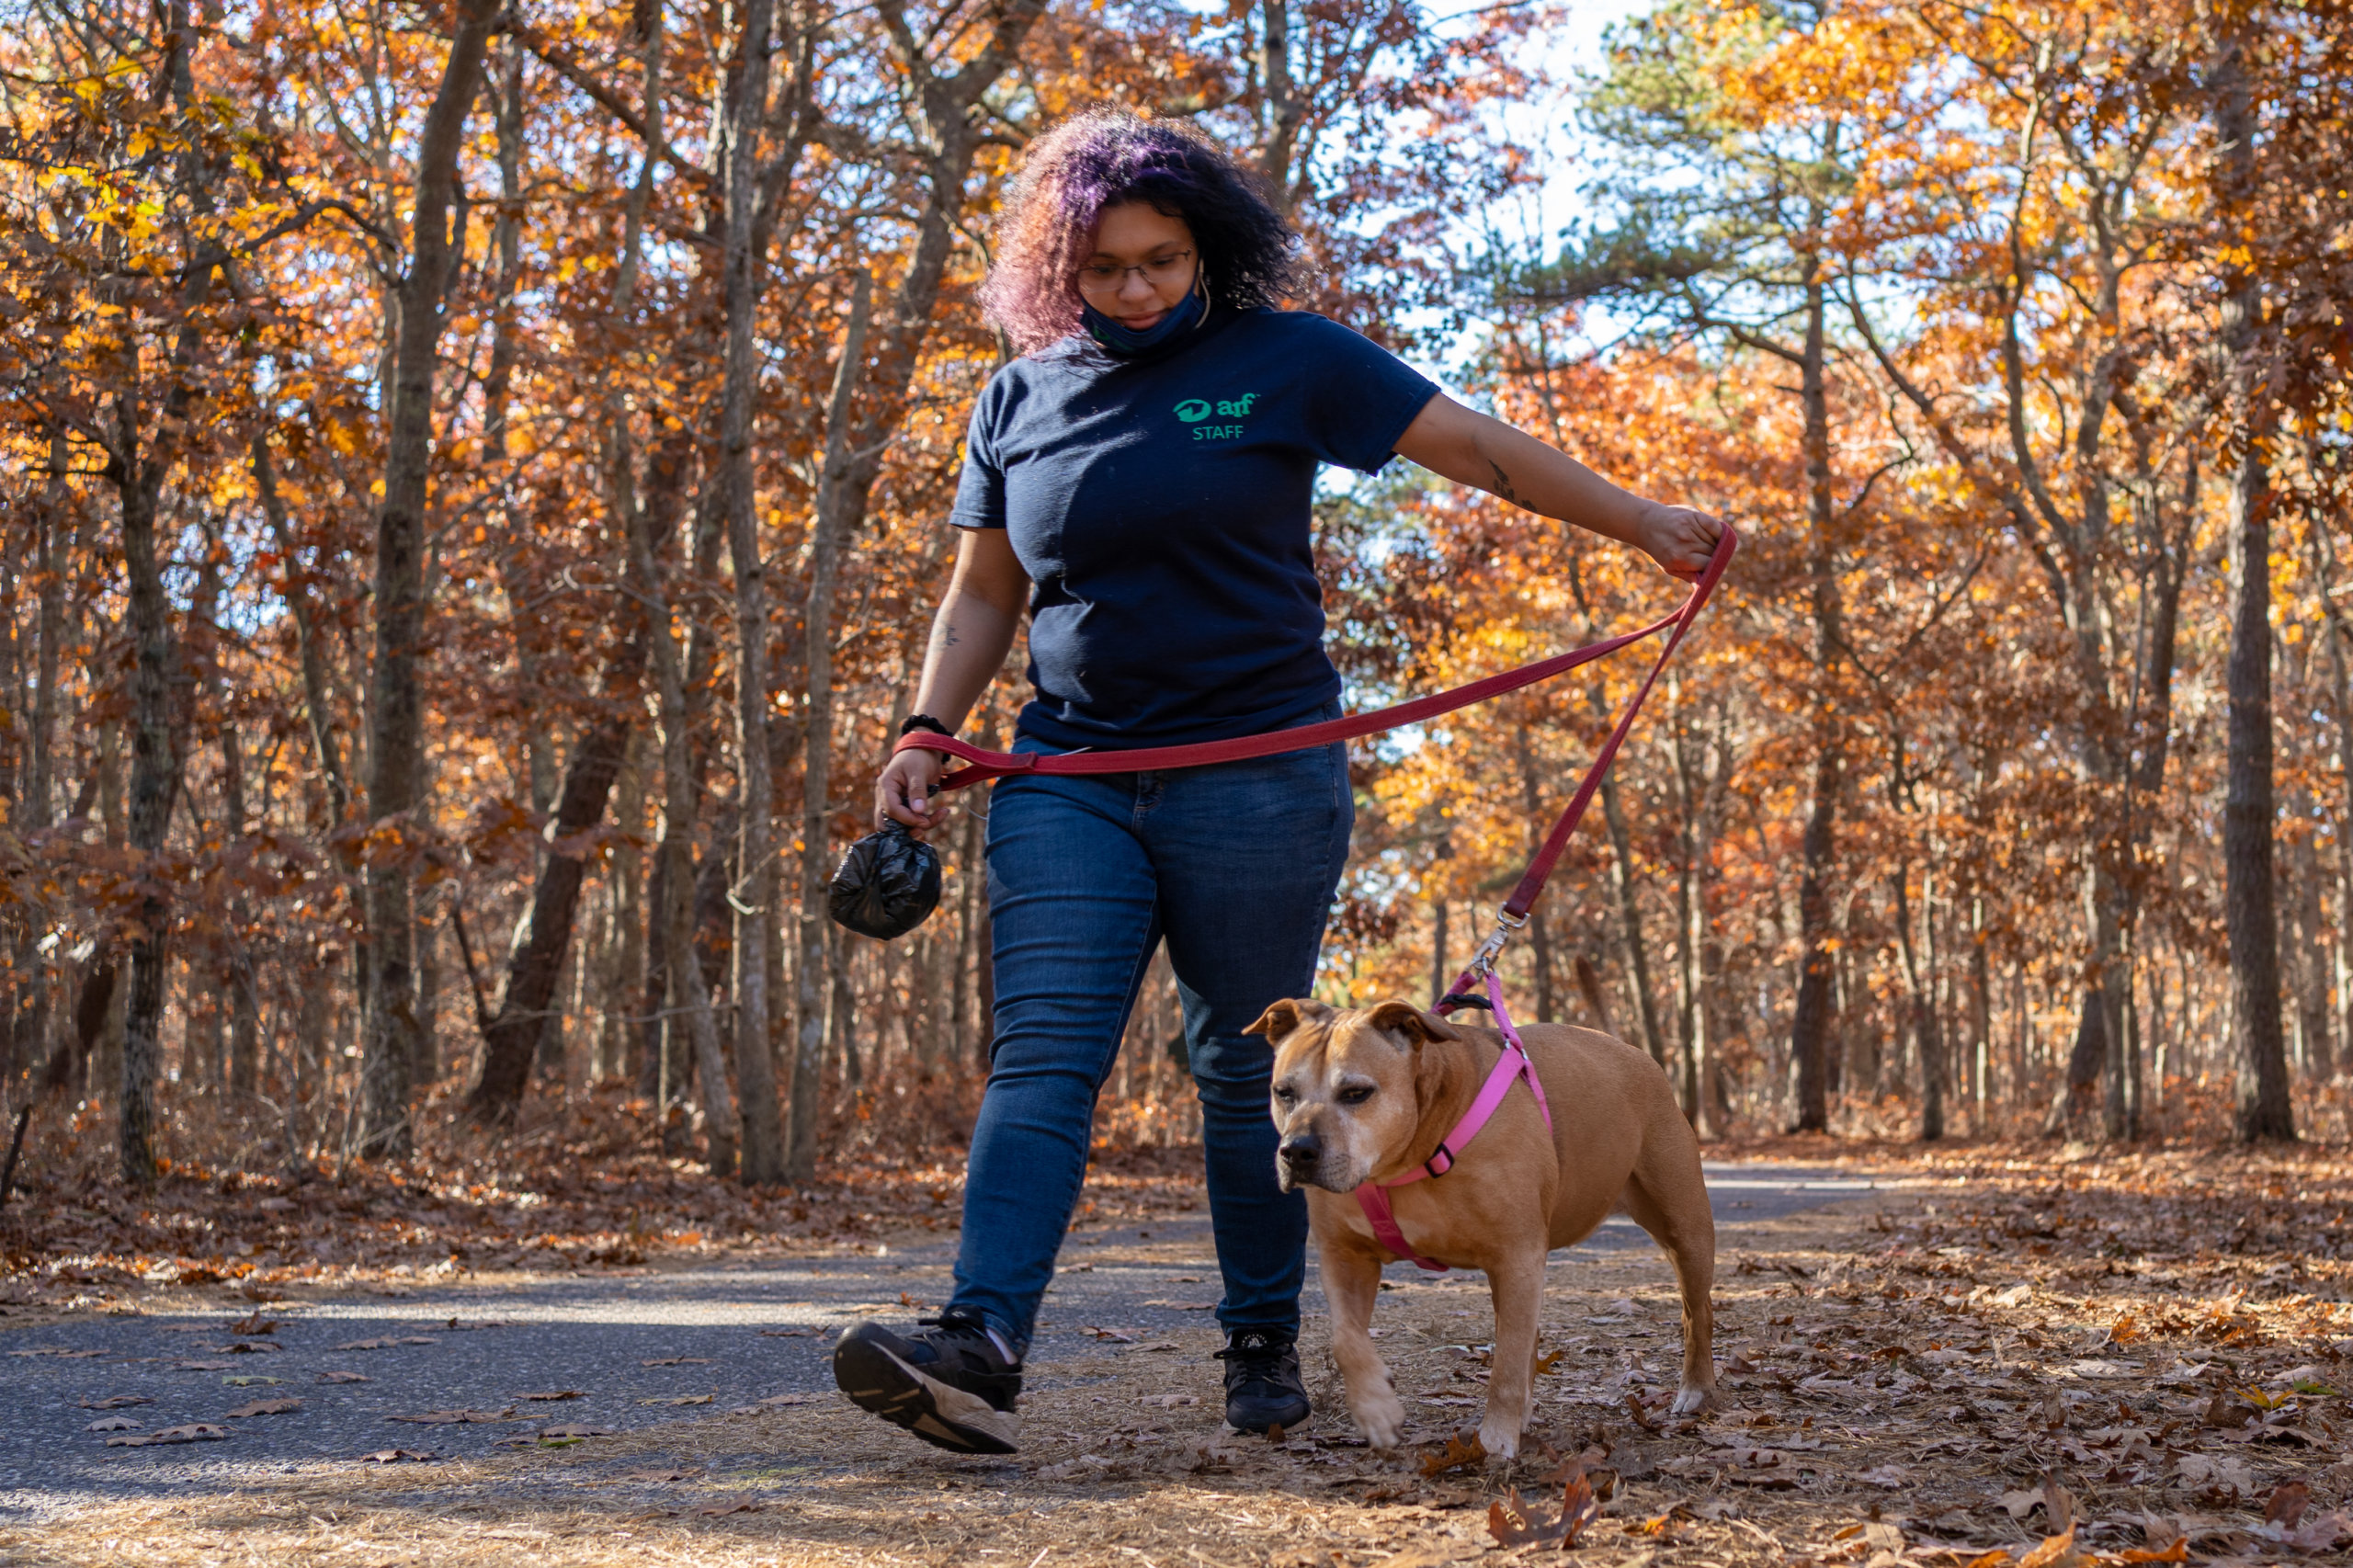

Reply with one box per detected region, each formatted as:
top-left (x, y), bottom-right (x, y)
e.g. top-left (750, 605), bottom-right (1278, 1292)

top-left (833, 1331), bottom-right (1020, 1456)
top-left (1225, 1395), bottom-right (1312, 1435)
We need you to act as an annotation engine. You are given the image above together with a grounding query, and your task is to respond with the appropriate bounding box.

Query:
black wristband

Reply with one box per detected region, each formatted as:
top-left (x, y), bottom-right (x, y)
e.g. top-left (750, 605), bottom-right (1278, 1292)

top-left (899, 713), bottom-right (952, 739)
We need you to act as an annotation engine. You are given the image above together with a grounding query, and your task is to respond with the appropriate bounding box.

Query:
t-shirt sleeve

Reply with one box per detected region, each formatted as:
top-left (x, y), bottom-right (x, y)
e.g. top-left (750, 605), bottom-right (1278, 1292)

top-left (1295, 315), bottom-right (1440, 474)
top-left (949, 376), bottom-right (1008, 530)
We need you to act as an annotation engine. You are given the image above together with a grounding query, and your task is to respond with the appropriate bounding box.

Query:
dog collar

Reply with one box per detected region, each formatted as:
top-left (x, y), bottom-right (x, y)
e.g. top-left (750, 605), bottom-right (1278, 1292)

top-left (1351, 971), bottom-right (1552, 1273)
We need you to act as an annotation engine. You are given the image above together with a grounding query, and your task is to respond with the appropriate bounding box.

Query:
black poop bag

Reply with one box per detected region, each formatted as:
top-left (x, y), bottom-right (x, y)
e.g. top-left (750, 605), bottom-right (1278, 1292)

top-left (827, 823), bottom-right (942, 940)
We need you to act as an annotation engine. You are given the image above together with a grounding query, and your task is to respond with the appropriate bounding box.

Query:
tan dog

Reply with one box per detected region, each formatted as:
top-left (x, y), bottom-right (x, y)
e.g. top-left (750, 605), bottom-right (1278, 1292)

top-left (1247, 997), bottom-right (1717, 1460)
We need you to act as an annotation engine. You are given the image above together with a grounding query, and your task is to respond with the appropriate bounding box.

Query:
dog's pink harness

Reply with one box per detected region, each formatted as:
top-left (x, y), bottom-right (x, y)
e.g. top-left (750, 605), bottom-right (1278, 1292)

top-left (1351, 971), bottom-right (1552, 1272)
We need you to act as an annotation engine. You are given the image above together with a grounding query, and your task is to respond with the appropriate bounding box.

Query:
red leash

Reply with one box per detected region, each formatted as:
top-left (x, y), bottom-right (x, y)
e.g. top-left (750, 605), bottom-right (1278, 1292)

top-left (896, 528), bottom-right (1734, 966)
top-left (897, 526), bottom-right (1737, 1274)
top-left (899, 527), bottom-right (1736, 821)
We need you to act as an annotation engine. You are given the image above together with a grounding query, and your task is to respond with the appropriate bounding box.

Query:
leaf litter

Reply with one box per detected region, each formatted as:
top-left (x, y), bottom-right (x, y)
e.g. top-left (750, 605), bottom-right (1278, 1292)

top-left (25, 1142), bottom-right (2353, 1568)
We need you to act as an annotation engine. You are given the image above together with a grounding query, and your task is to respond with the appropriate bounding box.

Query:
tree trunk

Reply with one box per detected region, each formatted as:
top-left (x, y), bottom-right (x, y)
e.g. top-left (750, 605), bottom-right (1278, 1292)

top-left (1788, 268), bottom-right (1842, 1134)
top-left (113, 421), bottom-right (181, 1187)
top-left (29, 437), bottom-right (63, 833)
top-left (1429, 897), bottom-right (1449, 1008)
top-left (1256, 0), bottom-right (1305, 207)
top-left (2213, 25), bottom-right (2293, 1142)
top-left (1598, 765), bottom-right (1666, 1069)
top-left (629, 423), bottom-right (734, 1176)
top-left (466, 627), bottom-right (647, 1120)
top-left (2315, 522), bottom-right (2353, 1078)
top-left (788, 275), bottom-right (872, 1182)
top-left (714, 0), bottom-right (790, 1187)
top-left (360, 0), bottom-right (503, 1156)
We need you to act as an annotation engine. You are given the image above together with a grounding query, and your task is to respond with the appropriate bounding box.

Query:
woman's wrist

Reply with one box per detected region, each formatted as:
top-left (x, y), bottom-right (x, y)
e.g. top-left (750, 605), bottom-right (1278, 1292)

top-left (900, 713), bottom-right (953, 739)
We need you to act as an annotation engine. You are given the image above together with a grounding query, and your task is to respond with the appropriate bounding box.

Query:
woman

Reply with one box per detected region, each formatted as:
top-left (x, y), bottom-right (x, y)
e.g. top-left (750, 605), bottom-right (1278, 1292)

top-left (832, 111), bottom-right (1723, 1455)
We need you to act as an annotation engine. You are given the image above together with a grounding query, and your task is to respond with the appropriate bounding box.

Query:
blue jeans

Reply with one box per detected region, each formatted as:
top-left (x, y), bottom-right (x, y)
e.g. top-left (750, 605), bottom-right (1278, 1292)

top-left (948, 717), bottom-right (1355, 1356)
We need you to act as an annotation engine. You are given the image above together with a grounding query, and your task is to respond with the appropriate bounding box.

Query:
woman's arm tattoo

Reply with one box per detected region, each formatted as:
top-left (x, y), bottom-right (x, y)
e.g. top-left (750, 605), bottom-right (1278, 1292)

top-left (1487, 459), bottom-right (1524, 506)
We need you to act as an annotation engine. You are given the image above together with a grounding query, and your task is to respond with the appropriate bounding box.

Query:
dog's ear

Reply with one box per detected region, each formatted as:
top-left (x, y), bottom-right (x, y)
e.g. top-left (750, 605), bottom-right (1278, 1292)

top-left (1245, 997), bottom-right (1333, 1040)
top-left (1364, 1000), bottom-right (1461, 1049)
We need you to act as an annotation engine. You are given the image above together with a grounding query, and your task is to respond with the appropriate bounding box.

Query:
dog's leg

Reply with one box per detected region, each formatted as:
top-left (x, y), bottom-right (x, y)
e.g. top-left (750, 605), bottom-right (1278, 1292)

top-left (1479, 1250), bottom-right (1544, 1461)
top-left (1621, 1151), bottom-right (1719, 1415)
top-left (1320, 1237), bottom-right (1404, 1449)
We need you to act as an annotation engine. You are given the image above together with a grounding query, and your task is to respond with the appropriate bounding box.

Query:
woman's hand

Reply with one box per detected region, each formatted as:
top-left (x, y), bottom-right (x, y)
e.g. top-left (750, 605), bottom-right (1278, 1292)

top-left (1635, 502), bottom-right (1729, 584)
top-left (875, 745), bottom-right (949, 837)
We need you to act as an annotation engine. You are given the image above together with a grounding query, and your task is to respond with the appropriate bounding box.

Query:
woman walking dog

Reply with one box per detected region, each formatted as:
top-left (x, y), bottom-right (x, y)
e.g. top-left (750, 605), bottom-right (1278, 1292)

top-left (831, 109), bottom-right (1724, 1455)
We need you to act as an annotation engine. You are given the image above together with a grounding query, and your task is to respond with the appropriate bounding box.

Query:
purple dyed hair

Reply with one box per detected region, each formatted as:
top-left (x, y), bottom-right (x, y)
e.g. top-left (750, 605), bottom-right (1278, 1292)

top-left (980, 110), bottom-right (1303, 355)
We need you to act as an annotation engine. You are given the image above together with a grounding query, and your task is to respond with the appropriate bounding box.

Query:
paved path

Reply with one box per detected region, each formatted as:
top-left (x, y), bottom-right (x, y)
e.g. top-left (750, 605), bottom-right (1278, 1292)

top-left (0, 1162), bottom-right (1886, 1519)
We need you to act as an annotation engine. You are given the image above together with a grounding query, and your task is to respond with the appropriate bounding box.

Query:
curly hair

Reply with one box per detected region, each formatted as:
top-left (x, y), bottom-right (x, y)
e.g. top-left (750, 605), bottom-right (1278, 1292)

top-left (981, 110), bottom-right (1303, 356)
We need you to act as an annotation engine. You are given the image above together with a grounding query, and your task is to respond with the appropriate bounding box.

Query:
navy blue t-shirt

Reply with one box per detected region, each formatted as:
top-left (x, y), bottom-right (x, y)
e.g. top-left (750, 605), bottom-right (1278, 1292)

top-left (951, 307), bottom-right (1439, 750)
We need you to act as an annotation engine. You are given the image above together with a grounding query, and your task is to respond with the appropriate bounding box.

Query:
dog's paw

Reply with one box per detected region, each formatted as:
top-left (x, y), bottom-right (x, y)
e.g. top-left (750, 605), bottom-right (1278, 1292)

top-left (1476, 1417), bottom-right (1521, 1462)
top-left (1669, 1382), bottom-right (1720, 1416)
top-left (1353, 1390), bottom-right (1407, 1451)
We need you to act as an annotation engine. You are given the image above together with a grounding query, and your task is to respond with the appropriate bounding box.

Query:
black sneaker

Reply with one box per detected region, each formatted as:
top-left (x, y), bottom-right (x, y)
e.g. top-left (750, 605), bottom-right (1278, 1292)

top-left (1217, 1328), bottom-right (1311, 1433)
top-left (833, 1312), bottom-right (1023, 1455)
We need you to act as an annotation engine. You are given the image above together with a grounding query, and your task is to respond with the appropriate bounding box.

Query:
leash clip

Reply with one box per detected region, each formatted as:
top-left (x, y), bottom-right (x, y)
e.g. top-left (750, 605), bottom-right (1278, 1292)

top-left (1468, 908), bottom-right (1529, 978)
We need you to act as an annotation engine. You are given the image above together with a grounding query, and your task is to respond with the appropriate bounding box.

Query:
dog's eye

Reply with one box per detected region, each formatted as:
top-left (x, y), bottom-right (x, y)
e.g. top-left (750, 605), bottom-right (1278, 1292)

top-left (1273, 1086), bottom-right (1298, 1104)
top-left (1336, 1085), bottom-right (1375, 1106)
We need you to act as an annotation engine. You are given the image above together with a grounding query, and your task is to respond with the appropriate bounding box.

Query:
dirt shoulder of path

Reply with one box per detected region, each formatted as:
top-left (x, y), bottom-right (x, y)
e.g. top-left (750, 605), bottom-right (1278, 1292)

top-left (17, 1152), bottom-right (2353, 1568)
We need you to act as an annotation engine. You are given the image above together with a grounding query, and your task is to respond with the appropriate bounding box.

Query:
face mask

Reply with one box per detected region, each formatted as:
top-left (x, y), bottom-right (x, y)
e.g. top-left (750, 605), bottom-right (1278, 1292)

top-left (1081, 287), bottom-right (1206, 355)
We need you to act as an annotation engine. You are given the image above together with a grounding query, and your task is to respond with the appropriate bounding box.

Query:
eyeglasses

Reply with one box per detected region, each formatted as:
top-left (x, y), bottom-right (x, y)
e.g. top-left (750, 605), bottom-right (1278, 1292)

top-left (1075, 249), bottom-right (1197, 297)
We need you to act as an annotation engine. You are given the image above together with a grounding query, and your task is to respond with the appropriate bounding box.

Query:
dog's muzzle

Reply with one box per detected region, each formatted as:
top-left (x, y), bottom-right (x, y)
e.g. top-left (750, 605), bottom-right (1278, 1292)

top-left (1277, 1131), bottom-right (1322, 1191)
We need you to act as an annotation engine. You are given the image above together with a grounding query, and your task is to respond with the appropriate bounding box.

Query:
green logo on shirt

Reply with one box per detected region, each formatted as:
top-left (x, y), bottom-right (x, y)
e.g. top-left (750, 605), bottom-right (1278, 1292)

top-left (1176, 392), bottom-right (1257, 439)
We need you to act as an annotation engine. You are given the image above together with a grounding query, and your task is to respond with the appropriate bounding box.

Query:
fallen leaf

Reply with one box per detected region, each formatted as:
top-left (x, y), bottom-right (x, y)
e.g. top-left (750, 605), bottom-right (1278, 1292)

top-left (171, 1359), bottom-right (233, 1371)
top-left (694, 1498), bottom-right (763, 1517)
top-left (1133, 1341), bottom-right (1181, 1352)
top-left (517, 1390), bottom-right (584, 1401)
top-left (226, 1398), bottom-right (302, 1416)
top-left (79, 1395), bottom-right (153, 1409)
top-left (538, 1425), bottom-right (615, 1439)
top-left (2118, 1545), bottom-right (2188, 1563)
top-left (1628, 1502), bottom-right (1693, 1539)
top-left (1420, 1433), bottom-right (1485, 1477)
top-left (85, 1416), bottom-right (142, 1431)
top-left (2268, 1481), bottom-right (2313, 1528)
top-left (637, 1394), bottom-right (714, 1406)
top-left (1140, 1393), bottom-right (1199, 1408)
top-left (387, 1408), bottom-right (514, 1425)
top-left (2175, 1453), bottom-right (2256, 1492)
top-left (358, 1449), bottom-right (438, 1463)
top-left (2000, 1488), bottom-right (2045, 1520)
top-left (754, 1392), bottom-right (815, 1407)
top-left (1533, 1347), bottom-right (1565, 1375)
top-left (2018, 1526), bottom-right (2085, 1568)
top-left (639, 1357), bottom-right (711, 1368)
top-left (1080, 1325), bottom-right (1138, 1343)
top-left (756, 1328), bottom-right (816, 1337)
top-left (107, 1424), bottom-right (232, 1448)
top-left (222, 1375), bottom-right (284, 1386)
top-left (1859, 1464), bottom-right (1909, 1488)
top-left (316, 1370), bottom-right (369, 1383)
top-left (228, 1313), bottom-right (278, 1335)
top-left (333, 1337), bottom-right (435, 1352)
top-left (1486, 1472), bottom-right (1601, 1550)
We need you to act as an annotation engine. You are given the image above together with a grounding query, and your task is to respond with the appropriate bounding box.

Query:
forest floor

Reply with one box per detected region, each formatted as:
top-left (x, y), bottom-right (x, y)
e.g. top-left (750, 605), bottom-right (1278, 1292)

top-left (5, 1135), bottom-right (2353, 1566)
